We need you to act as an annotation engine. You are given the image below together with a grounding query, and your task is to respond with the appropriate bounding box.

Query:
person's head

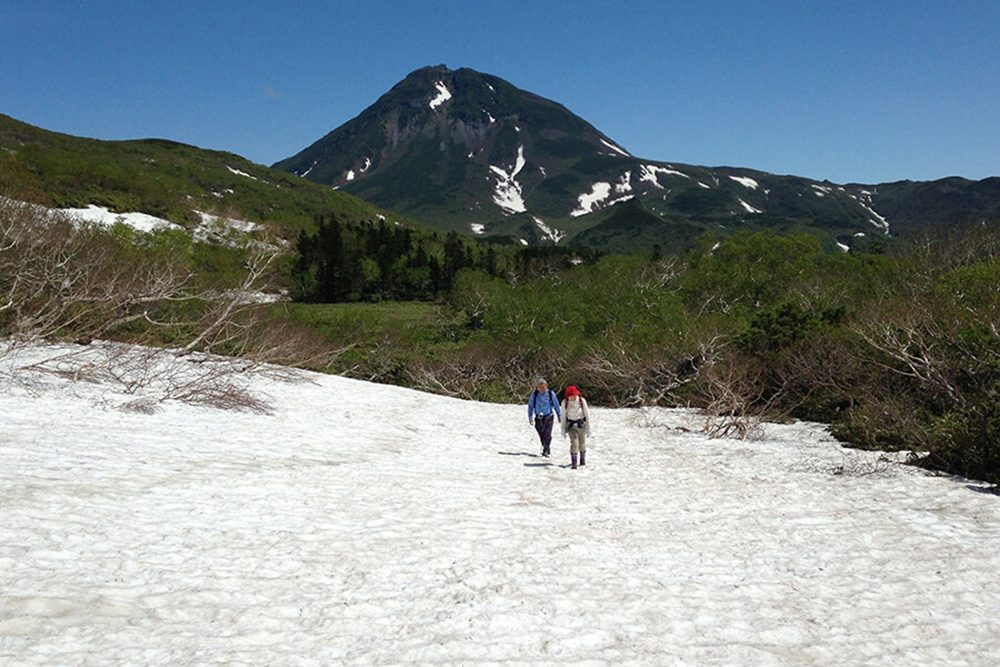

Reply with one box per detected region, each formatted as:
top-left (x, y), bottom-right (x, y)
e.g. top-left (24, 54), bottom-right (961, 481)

top-left (565, 385), bottom-right (581, 400)
top-left (536, 377), bottom-right (548, 391)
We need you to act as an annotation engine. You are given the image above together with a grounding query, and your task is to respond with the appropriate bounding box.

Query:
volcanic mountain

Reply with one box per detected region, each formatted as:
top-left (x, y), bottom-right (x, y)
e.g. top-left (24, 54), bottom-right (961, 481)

top-left (274, 65), bottom-right (999, 252)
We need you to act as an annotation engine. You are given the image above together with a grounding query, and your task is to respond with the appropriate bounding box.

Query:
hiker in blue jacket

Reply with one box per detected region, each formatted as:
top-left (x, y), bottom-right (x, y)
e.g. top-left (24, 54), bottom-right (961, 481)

top-left (527, 378), bottom-right (562, 457)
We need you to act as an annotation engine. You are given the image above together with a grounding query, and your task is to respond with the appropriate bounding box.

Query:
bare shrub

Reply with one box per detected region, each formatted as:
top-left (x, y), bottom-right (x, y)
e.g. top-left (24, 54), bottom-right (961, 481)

top-left (19, 341), bottom-right (282, 414)
top-left (0, 199), bottom-right (196, 349)
top-left (828, 450), bottom-right (900, 478)
top-left (407, 345), bottom-right (558, 402)
top-left (791, 448), bottom-right (902, 478)
top-left (570, 347), bottom-right (694, 408)
top-left (694, 355), bottom-right (789, 440)
top-left (629, 406), bottom-right (694, 433)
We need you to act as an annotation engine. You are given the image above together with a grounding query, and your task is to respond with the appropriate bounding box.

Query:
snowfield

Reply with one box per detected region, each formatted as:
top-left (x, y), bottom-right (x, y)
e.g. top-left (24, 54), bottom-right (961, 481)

top-left (2, 343), bottom-right (999, 665)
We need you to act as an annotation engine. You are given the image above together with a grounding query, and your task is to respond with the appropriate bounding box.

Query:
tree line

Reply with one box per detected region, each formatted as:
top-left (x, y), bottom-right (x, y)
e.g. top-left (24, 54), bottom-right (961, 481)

top-left (290, 214), bottom-right (600, 302)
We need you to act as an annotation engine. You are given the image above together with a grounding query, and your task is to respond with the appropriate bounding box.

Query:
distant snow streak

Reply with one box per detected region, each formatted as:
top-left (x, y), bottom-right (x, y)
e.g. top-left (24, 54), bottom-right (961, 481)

top-left (489, 145), bottom-right (527, 214)
top-left (640, 165), bottom-right (689, 187)
top-left (599, 137), bottom-right (630, 157)
top-left (850, 191), bottom-right (890, 234)
top-left (728, 175), bottom-right (759, 190)
top-left (429, 81), bottom-right (452, 110)
top-left (60, 204), bottom-right (181, 233)
top-left (532, 216), bottom-right (565, 244)
top-left (738, 198), bottom-right (762, 214)
top-left (570, 172), bottom-right (634, 217)
top-left (571, 182), bottom-right (612, 217)
top-left (226, 166), bottom-right (257, 181)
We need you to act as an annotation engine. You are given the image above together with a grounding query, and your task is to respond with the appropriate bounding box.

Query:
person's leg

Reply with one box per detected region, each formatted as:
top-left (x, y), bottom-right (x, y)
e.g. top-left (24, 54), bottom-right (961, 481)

top-left (569, 428), bottom-right (580, 468)
top-left (578, 431), bottom-right (587, 466)
top-left (536, 414), bottom-right (553, 455)
top-left (545, 414), bottom-right (556, 456)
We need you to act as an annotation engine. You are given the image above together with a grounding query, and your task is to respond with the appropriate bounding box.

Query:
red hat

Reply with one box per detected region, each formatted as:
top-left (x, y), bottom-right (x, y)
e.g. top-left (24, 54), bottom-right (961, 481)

top-left (565, 385), bottom-right (580, 397)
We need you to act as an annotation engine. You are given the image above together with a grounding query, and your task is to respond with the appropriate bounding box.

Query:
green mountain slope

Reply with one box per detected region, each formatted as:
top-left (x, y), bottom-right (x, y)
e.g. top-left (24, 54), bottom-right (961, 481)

top-left (846, 178), bottom-right (1000, 236)
top-left (0, 113), bottom-right (394, 235)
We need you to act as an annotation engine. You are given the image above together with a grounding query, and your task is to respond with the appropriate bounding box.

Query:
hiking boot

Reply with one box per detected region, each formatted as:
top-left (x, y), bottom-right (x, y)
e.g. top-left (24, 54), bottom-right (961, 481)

top-left (579, 451), bottom-right (586, 466)
top-left (571, 454), bottom-right (578, 469)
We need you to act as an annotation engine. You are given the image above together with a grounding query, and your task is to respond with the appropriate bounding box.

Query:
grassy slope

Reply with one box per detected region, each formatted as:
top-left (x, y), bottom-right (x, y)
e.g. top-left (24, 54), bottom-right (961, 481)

top-left (0, 113), bottom-right (406, 236)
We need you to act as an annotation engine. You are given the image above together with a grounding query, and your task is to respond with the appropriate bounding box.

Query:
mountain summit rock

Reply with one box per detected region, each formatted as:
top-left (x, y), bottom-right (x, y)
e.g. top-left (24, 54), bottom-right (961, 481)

top-left (274, 66), bottom-right (996, 252)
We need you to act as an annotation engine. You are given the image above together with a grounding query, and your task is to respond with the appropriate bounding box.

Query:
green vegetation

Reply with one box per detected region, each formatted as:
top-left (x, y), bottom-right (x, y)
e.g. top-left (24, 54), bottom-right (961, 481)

top-left (0, 113), bottom-right (392, 235)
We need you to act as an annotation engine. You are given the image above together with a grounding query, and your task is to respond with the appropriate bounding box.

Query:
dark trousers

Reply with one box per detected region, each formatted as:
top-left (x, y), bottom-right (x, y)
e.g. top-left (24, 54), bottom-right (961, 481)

top-left (534, 414), bottom-right (554, 449)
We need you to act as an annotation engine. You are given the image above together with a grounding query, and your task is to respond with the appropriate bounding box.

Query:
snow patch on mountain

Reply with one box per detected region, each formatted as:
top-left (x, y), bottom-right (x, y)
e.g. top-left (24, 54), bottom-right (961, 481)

top-left (42, 201), bottom-right (261, 248)
top-left (345, 170), bottom-right (355, 181)
top-left (599, 138), bottom-right (631, 157)
top-left (570, 182), bottom-right (612, 217)
top-left (469, 223), bottom-right (486, 235)
top-left (738, 199), bottom-right (762, 214)
top-left (850, 190), bottom-right (890, 234)
top-left (192, 211), bottom-right (267, 248)
top-left (489, 145), bottom-right (527, 214)
top-left (226, 166), bottom-right (258, 181)
top-left (616, 171), bottom-right (633, 194)
top-left (570, 173), bottom-right (635, 217)
top-left (640, 165), bottom-right (690, 188)
top-left (429, 81), bottom-right (452, 110)
top-left (532, 216), bottom-right (565, 244)
top-left (60, 205), bottom-right (181, 233)
top-left (195, 211), bottom-right (258, 234)
top-left (728, 176), bottom-right (759, 190)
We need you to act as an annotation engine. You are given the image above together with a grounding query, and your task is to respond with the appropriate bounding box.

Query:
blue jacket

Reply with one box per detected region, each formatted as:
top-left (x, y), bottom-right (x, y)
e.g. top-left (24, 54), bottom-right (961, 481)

top-left (528, 389), bottom-right (562, 421)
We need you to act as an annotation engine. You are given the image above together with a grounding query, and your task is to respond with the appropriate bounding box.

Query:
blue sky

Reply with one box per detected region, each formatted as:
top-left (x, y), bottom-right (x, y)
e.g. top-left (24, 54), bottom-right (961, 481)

top-left (2, 0), bottom-right (998, 184)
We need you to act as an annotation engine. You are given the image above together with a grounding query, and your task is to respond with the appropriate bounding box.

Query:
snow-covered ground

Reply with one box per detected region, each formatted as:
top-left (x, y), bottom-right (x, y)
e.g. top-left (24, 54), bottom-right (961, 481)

top-left (2, 343), bottom-right (999, 665)
top-left (52, 204), bottom-right (182, 234)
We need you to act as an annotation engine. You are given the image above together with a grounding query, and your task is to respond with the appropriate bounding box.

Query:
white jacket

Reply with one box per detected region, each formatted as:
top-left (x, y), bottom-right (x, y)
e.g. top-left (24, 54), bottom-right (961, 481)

top-left (560, 396), bottom-right (591, 436)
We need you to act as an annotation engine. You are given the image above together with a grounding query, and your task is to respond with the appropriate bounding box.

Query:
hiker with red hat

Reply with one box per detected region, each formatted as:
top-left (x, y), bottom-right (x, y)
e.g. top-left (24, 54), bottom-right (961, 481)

top-left (559, 385), bottom-right (591, 469)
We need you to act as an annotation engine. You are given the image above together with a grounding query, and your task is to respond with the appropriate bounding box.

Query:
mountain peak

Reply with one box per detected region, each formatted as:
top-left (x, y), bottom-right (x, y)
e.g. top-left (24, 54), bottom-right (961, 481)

top-left (272, 66), bottom-right (901, 251)
top-left (272, 65), bottom-right (621, 221)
